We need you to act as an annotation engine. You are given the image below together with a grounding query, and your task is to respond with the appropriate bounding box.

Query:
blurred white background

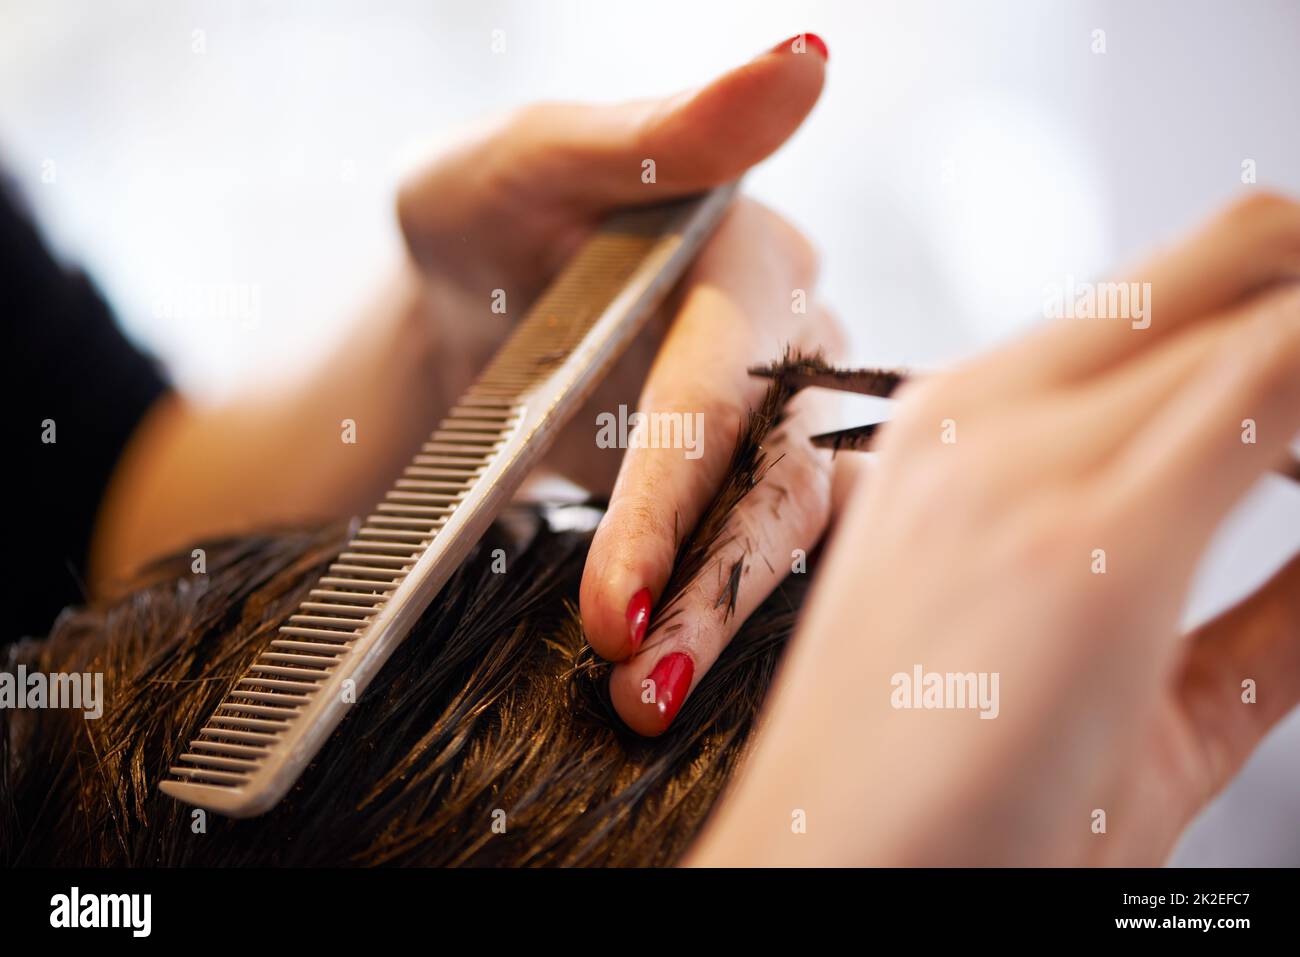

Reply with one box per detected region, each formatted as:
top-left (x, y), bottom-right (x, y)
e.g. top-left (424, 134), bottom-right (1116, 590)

top-left (2, 0), bottom-right (1297, 864)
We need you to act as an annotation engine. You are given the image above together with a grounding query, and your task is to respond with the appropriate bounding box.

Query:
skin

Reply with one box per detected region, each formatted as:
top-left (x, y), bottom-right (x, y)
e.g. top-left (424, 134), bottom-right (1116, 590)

top-left (90, 34), bottom-right (845, 745)
top-left (82, 33), bottom-right (1298, 861)
top-left (688, 193), bottom-right (1300, 865)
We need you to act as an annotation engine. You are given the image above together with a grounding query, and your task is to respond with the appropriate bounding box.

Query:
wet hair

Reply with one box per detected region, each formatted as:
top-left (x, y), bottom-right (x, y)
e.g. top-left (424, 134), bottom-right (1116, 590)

top-left (1, 374), bottom-right (811, 867)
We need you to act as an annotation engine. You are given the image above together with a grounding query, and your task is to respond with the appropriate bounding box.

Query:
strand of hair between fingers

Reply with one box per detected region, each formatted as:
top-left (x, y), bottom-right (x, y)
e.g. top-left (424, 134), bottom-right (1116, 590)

top-left (647, 350), bottom-right (807, 640)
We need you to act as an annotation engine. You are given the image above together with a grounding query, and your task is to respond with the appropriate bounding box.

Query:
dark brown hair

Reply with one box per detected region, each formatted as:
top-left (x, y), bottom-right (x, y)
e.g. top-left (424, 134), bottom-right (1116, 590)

top-left (1, 374), bottom-right (812, 867)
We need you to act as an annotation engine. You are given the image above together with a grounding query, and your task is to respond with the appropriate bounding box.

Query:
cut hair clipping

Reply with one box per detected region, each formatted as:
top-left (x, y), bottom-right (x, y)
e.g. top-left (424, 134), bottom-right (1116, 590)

top-left (748, 354), bottom-right (908, 398)
top-left (810, 421), bottom-right (883, 453)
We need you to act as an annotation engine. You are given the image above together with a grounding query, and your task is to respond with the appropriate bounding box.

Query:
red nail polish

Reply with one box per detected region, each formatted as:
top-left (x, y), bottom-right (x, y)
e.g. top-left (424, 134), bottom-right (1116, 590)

top-left (770, 32), bottom-right (829, 61)
top-left (647, 652), bottom-right (694, 728)
top-left (626, 588), bottom-right (652, 652)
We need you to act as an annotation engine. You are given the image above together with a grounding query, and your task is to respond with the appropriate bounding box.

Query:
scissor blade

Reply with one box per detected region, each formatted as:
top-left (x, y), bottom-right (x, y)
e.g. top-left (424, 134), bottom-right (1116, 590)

top-left (810, 421), bottom-right (884, 452)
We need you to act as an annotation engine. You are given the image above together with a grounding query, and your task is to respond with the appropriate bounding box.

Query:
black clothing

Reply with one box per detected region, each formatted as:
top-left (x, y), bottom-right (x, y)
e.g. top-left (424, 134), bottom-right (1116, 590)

top-left (5, 180), bottom-right (168, 640)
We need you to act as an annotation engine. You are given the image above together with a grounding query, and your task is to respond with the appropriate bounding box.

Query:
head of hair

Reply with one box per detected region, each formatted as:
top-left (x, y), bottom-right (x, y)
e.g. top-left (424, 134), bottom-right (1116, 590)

top-left (2, 370), bottom-right (814, 866)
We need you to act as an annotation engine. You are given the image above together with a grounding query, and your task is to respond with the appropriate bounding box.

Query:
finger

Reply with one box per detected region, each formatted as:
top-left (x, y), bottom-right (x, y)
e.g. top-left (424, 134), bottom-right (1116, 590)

top-left (503, 34), bottom-right (828, 209)
top-left (398, 35), bottom-right (825, 293)
top-left (830, 449), bottom-right (875, 513)
top-left (1176, 550), bottom-right (1300, 798)
top-left (948, 284), bottom-right (1300, 512)
top-left (959, 192), bottom-right (1300, 399)
top-left (608, 382), bottom-right (840, 735)
top-left (1020, 292), bottom-right (1265, 481)
top-left (579, 200), bottom-right (828, 662)
top-left (1111, 282), bottom-right (1300, 554)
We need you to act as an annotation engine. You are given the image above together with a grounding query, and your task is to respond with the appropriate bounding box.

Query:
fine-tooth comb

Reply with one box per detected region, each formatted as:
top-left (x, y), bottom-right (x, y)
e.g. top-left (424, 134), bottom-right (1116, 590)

top-left (160, 183), bottom-right (739, 817)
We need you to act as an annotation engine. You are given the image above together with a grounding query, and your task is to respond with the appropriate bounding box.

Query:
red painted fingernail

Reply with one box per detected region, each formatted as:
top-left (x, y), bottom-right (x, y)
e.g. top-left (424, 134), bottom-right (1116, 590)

top-left (626, 588), bottom-right (652, 652)
top-left (647, 652), bottom-right (694, 729)
top-left (770, 32), bottom-right (829, 61)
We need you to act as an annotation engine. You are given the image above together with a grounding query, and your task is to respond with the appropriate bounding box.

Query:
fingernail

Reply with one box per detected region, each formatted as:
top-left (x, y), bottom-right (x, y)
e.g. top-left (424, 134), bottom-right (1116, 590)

top-left (626, 587), bottom-right (652, 652)
top-left (647, 652), bottom-right (694, 729)
top-left (769, 32), bottom-right (829, 61)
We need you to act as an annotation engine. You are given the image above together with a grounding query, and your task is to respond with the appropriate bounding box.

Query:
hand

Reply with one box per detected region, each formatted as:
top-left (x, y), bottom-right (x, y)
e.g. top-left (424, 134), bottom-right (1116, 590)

top-left (690, 192), bottom-right (1300, 865)
top-left (398, 35), bottom-right (846, 735)
top-left (396, 33), bottom-right (829, 441)
top-left (89, 35), bottom-right (841, 607)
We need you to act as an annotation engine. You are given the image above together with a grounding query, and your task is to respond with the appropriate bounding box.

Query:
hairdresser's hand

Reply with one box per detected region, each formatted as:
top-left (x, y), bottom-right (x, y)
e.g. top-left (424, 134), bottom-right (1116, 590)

top-left (397, 34), bottom-right (842, 734)
top-left (583, 197), bottom-right (852, 734)
top-left (397, 33), bottom-right (827, 425)
top-left (690, 192), bottom-right (1300, 866)
top-left (92, 35), bottom-right (834, 594)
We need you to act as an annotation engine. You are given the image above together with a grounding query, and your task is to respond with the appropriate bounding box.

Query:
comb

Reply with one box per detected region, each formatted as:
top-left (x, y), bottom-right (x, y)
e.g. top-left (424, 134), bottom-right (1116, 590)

top-left (160, 184), bottom-right (738, 817)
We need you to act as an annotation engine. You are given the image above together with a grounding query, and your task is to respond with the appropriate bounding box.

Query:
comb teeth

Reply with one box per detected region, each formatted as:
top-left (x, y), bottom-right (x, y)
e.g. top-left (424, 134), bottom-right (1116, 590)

top-left (167, 389), bottom-right (526, 800)
top-left (159, 185), bottom-right (740, 817)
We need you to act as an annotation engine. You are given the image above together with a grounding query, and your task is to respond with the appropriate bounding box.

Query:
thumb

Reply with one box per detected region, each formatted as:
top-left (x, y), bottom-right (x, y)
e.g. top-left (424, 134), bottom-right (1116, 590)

top-left (510, 33), bottom-right (828, 208)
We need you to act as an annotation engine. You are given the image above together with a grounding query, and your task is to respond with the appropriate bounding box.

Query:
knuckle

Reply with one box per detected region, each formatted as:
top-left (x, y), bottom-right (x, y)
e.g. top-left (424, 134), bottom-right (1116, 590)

top-left (396, 187), bottom-right (437, 268)
top-left (766, 446), bottom-right (832, 533)
top-left (1217, 189), bottom-right (1300, 242)
top-left (886, 377), bottom-right (956, 437)
top-left (807, 303), bottom-right (849, 360)
top-left (395, 184), bottom-right (418, 242)
top-left (1225, 189), bottom-right (1299, 222)
top-left (729, 199), bottom-right (821, 286)
top-left (1002, 517), bottom-right (1083, 586)
top-left (694, 394), bottom-right (751, 437)
top-left (505, 100), bottom-right (562, 137)
top-left (485, 102), bottom-right (582, 199)
top-left (997, 482), bottom-right (1118, 582)
top-left (776, 224), bottom-right (820, 287)
top-left (776, 227), bottom-right (820, 290)
top-left (612, 494), bottom-right (676, 546)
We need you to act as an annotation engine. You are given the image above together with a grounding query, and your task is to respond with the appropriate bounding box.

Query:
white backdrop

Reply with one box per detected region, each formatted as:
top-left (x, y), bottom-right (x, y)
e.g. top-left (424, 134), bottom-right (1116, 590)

top-left (2, 0), bottom-right (1298, 864)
